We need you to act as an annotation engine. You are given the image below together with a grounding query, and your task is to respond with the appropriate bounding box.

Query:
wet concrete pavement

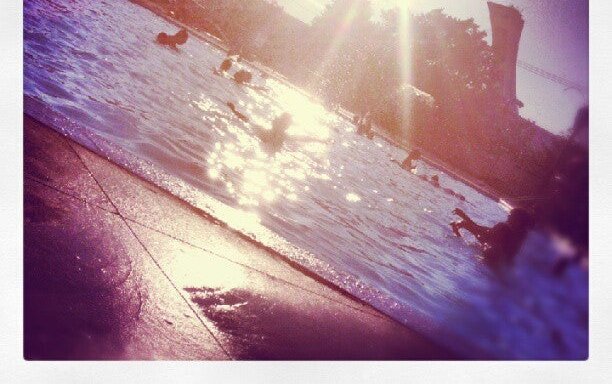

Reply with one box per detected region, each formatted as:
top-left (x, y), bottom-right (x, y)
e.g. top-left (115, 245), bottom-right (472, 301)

top-left (24, 115), bottom-right (456, 360)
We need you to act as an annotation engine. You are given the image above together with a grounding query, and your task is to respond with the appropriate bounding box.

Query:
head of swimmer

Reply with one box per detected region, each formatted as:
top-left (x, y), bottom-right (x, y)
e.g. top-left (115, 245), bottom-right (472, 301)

top-left (430, 174), bottom-right (440, 187)
top-left (156, 32), bottom-right (169, 44)
top-left (272, 112), bottom-right (293, 133)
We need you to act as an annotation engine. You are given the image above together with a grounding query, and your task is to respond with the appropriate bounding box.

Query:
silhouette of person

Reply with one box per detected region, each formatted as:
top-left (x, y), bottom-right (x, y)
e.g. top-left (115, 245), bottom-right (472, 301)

top-left (156, 28), bottom-right (188, 49)
top-left (451, 208), bottom-right (533, 264)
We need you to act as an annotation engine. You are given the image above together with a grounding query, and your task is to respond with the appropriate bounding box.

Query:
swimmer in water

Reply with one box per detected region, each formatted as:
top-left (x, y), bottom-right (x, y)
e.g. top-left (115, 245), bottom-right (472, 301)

top-left (233, 69), bottom-right (252, 84)
top-left (255, 112), bottom-right (293, 153)
top-left (219, 57), bottom-right (233, 73)
top-left (450, 208), bottom-right (533, 264)
top-left (156, 28), bottom-right (188, 49)
top-left (430, 174), bottom-right (441, 188)
top-left (226, 102), bottom-right (325, 153)
top-left (226, 102), bottom-right (249, 122)
top-left (400, 149), bottom-right (421, 171)
top-left (422, 175), bottom-right (466, 201)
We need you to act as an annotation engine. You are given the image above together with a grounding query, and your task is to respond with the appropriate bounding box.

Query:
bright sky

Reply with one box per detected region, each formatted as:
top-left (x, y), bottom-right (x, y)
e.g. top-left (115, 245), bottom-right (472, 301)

top-left (276, 0), bottom-right (589, 135)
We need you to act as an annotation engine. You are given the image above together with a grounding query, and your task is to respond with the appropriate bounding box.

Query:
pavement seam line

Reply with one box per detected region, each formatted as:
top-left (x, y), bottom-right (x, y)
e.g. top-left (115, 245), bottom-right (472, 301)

top-left (125, 217), bottom-right (386, 319)
top-left (25, 174), bottom-right (119, 215)
top-left (67, 140), bottom-right (233, 360)
top-left (28, 171), bottom-right (385, 320)
top-left (27, 171), bottom-right (381, 321)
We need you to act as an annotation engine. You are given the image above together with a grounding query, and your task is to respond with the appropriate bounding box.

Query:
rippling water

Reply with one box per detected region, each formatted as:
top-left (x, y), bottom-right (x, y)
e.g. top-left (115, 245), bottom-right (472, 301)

top-left (24, 0), bottom-right (587, 359)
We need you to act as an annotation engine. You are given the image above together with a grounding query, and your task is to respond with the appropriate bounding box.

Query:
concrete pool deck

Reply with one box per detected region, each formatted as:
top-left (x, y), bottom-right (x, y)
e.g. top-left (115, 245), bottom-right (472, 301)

top-left (24, 114), bottom-right (457, 360)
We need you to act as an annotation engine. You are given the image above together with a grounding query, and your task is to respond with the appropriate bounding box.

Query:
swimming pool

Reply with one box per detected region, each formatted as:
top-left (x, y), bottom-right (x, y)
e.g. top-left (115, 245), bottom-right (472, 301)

top-left (24, 0), bottom-right (587, 359)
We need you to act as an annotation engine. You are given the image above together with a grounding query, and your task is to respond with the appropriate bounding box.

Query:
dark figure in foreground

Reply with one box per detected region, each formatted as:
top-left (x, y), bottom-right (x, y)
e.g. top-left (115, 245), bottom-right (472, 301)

top-left (156, 28), bottom-right (188, 49)
top-left (545, 106), bottom-right (589, 275)
top-left (401, 149), bottom-right (421, 171)
top-left (451, 208), bottom-right (533, 264)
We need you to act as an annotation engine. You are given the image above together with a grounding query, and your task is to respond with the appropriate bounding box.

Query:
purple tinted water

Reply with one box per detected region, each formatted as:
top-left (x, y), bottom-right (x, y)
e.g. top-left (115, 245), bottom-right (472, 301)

top-left (24, 0), bottom-right (587, 359)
